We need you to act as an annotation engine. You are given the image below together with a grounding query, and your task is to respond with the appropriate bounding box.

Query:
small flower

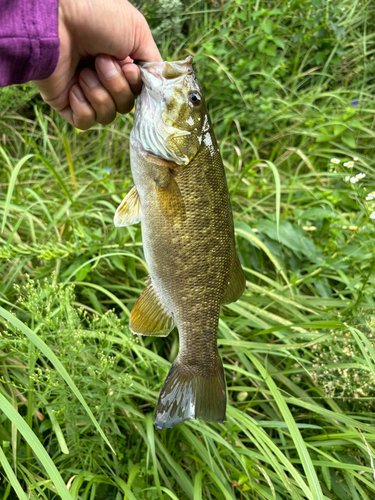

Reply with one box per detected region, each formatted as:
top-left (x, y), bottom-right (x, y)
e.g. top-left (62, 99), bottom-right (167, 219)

top-left (105, 167), bottom-right (111, 173)
top-left (356, 173), bottom-right (366, 180)
top-left (343, 162), bottom-right (348, 166)
top-left (330, 158), bottom-right (340, 164)
top-left (345, 176), bottom-right (350, 182)
top-left (351, 100), bottom-right (359, 106)
top-left (346, 161), bottom-right (354, 168)
top-left (370, 212), bottom-right (375, 220)
top-left (353, 157), bottom-right (359, 161)
top-left (350, 177), bottom-right (358, 184)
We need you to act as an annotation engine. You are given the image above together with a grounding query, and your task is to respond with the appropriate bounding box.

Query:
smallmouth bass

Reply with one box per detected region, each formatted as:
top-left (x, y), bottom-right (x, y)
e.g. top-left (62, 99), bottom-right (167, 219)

top-left (114, 57), bottom-right (245, 430)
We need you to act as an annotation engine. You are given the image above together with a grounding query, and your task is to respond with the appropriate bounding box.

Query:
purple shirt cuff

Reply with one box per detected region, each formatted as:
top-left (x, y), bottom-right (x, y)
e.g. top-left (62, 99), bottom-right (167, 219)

top-left (0, 0), bottom-right (60, 86)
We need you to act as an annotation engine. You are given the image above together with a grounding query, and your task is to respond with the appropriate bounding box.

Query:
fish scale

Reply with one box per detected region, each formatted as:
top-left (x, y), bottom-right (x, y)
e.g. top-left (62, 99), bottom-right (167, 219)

top-left (114, 57), bottom-right (245, 429)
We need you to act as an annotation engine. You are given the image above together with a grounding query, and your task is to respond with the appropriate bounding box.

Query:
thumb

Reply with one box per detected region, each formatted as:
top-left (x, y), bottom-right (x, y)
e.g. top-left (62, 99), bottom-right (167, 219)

top-left (72, 0), bottom-right (161, 63)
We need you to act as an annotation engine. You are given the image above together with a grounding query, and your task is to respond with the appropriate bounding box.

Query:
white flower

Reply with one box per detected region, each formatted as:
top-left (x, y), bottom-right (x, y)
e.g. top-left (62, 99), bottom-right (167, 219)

top-left (356, 173), bottom-right (366, 180)
top-left (345, 176), bottom-right (350, 181)
top-left (354, 157), bottom-right (359, 161)
top-left (343, 162), bottom-right (348, 166)
top-left (370, 212), bottom-right (375, 220)
top-left (330, 158), bottom-right (340, 164)
top-left (350, 177), bottom-right (358, 184)
top-left (346, 161), bottom-right (354, 168)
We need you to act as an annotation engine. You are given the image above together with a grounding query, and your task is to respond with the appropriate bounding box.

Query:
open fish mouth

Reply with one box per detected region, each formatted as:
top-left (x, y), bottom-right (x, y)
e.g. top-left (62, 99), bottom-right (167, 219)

top-left (130, 58), bottom-right (194, 166)
top-left (137, 57), bottom-right (193, 85)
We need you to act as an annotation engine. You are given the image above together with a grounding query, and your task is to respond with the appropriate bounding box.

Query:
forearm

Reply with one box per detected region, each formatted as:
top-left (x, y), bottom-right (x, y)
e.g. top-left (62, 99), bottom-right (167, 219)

top-left (0, 0), bottom-right (59, 86)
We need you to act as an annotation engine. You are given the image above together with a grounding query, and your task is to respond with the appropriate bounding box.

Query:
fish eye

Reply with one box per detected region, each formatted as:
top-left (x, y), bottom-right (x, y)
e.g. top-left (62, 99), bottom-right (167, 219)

top-left (188, 91), bottom-right (201, 106)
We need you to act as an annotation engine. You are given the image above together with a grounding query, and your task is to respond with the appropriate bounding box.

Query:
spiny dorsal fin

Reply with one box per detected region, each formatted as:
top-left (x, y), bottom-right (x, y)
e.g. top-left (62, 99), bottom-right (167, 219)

top-left (114, 186), bottom-right (141, 227)
top-left (130, 279), bottom-right (174, 337)
top-left (222, 255), bottom-right (246, 304)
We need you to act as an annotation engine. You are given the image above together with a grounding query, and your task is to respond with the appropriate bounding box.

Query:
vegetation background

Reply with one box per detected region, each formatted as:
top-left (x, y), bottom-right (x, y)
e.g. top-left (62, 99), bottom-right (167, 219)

top-left (1, 0), bottom-right (375, 498)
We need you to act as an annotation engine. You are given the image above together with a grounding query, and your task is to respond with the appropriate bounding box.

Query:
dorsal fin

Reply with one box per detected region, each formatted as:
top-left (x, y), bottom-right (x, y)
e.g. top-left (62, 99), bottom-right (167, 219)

top-left (222, 255), bottom-right (246, 304)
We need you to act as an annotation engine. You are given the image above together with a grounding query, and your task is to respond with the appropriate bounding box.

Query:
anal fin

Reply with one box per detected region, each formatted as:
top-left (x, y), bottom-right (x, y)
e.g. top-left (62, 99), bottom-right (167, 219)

top-left (130, 279), bottom-right (174, 337)
top-left (222, 255), bottom-right (246, 304)
top-left (114, 186), bottom-right (141, 227)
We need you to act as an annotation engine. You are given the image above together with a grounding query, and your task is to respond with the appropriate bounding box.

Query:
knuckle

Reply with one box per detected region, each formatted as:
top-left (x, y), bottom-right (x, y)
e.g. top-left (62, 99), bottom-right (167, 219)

top-left (94, 91), bottom-right (110, 107)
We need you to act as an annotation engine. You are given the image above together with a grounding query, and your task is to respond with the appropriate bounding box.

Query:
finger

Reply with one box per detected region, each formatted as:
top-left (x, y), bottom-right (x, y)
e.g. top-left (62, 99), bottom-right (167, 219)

top-left (79, 68), bottom-right (117, 125)
top-left (95, 55), bottom-right (137, 114)
top-left (121, 63), bottom-right (143, 96)
top-left (58, 85), bottom-right (96, 130)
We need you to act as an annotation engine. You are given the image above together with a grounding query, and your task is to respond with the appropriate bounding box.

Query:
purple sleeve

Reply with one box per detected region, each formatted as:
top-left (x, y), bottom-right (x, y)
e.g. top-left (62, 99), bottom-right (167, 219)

top-left (0, 0), bottom-right (59, 87)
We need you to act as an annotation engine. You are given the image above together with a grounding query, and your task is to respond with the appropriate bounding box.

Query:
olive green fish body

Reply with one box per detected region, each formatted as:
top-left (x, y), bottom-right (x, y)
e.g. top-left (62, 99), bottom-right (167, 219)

top-left (114, 58), bottom-right (245, 429)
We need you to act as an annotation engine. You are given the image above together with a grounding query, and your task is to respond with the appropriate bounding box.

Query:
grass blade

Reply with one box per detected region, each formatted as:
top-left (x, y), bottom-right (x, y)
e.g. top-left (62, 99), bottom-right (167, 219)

top-left (0, 306), bottom-right (115, 454)
top-left (0, 393), bottom-right (72, 500)
top-left (0, 445), bottom-right (28, 500)
top-left (1, 154), bottom-right (34, 233)
top-left (249, 354), bottom-right (325, 500)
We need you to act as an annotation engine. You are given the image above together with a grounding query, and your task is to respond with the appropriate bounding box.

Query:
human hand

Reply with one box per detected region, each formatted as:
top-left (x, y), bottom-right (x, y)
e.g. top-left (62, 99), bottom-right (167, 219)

top-left (33, 0), bottom-right (161, 129)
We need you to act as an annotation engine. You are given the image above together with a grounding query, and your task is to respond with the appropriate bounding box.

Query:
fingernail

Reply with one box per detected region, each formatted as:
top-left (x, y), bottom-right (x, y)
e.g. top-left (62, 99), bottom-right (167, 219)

top-left (72, 85), bottom-right (86, 102)
top-left (98, 57), bottom-right (118, 79)
top-left (81, 70), bottom-right (99, 88)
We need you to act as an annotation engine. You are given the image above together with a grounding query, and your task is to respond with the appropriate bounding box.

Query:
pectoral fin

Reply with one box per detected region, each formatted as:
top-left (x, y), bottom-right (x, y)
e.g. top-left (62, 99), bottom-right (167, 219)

top-left (222, 255), bottom-right (246, 304)
top-left (155, 173), bottom-right (185, 219)
top-left (130, 279), bottom-right (174, 337)
top-left (114, 186), bottom-right (141, 227)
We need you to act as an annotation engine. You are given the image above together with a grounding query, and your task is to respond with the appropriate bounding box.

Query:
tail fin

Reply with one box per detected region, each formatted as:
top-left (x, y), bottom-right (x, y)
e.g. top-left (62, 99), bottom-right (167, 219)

top-left (154, 357), bottom-right (226, 430)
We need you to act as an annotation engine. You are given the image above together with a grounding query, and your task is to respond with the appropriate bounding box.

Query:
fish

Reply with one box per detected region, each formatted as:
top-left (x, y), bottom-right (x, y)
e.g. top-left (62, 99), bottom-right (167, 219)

top-left (114, 57), bottom-right (245, 430)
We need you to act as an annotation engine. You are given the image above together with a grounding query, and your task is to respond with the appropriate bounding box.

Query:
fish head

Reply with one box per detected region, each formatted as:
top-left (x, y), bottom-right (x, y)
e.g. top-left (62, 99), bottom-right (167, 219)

top-left (132, 57), bottom-right (206, 166)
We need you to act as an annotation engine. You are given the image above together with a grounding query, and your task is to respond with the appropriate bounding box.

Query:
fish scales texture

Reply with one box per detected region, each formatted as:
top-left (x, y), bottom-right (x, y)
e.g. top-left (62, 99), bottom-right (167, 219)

top-left (114, 57), bottom-right (245, 430)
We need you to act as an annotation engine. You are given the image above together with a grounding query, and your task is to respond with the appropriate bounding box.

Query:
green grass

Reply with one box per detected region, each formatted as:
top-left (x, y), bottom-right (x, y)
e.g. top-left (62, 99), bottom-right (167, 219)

top-left (1, 0), bottom-right (375, 498)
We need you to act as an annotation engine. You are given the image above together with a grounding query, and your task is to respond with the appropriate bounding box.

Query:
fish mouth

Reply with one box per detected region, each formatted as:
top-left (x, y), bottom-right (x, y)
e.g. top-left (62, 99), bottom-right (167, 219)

top-left (136, 57), bottom-right (193, 84)
top-left (131, 57), bottom-right (194, 166)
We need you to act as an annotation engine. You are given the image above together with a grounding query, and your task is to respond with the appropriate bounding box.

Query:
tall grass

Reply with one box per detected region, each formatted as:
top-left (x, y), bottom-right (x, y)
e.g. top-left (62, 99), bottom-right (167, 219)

top-left (0, 0), bottom-right (375, 498)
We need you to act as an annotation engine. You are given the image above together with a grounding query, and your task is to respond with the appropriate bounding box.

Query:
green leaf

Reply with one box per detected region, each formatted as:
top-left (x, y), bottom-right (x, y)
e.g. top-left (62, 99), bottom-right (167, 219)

top-left (0, 445), bottom-right (28, 500)
top-left (257, 219), bottom-right (321, 262)
top-left (316, 134), bottom-right (333, 143)
top-left (341, 133), bottom-right (357, 149)
top-left (261, 20), bottom-right (273, 34)
top-left (1, 154), bottom-right (34, 233)
top-left (273, 37), bottom-right (286, 50)
top-left (0, 393), bottom-right (72, 500)
top-left (0, 306), bottom-right (115, 454)
top-left (249, 355), bottom-right (325, 500)
top-left (235, 221), bottom-right (289, 285)
top-left (193, 470), bottom-right (203, 500)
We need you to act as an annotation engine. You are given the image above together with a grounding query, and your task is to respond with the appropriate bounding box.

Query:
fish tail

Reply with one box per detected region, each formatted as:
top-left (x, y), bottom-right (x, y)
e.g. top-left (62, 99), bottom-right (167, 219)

top-left (154, 356), bottom-right (226, 430)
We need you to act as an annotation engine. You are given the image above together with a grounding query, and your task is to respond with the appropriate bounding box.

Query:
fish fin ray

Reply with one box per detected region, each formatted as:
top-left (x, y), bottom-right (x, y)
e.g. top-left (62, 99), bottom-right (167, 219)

top-left (130, 280), bottom-right (174, 337)
top-left (222, 255), bottom-right (246, 304)
top-left (156, 173), bottom-right (185, 218)
top-left (155, 357), bottom-right (226, 430)
top-left (114, 186), bottom-right (141, 227)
